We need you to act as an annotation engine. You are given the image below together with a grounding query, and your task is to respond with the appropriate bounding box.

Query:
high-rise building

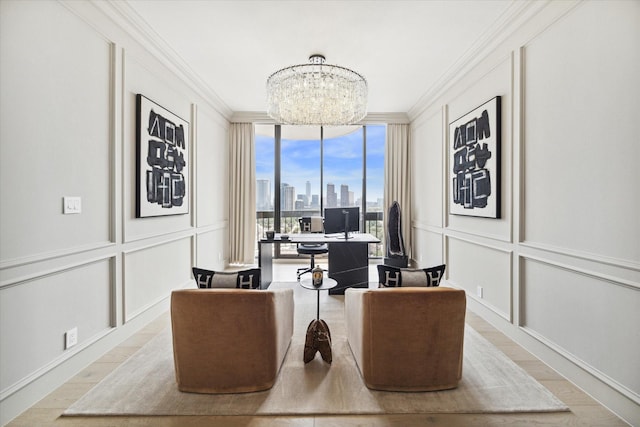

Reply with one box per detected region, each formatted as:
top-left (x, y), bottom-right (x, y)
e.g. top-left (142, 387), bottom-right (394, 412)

top-left (305, 181), bottom-right (311, 203)
top-left (280, 182), bottom-right (287, 209)
top-left (256, 179), bottom-right (271, 210)
top-left (281, 183), bottom-right (295, 211)
top-left (340, 184), bottom-right (350, 207)
top-left (326, 183), bottom-right (337, 207)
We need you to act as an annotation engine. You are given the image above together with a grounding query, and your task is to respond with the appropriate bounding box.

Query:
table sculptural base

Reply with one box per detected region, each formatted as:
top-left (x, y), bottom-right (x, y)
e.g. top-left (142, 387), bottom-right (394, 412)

top-left (299, 278), bottom-right (337, 364)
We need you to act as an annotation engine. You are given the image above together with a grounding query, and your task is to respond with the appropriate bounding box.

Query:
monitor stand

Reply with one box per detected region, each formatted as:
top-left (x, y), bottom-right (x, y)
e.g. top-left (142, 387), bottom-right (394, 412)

top-left (341, 211), bottom-right (353, 240)
top-left (338, 231), bottom-right (352, 240)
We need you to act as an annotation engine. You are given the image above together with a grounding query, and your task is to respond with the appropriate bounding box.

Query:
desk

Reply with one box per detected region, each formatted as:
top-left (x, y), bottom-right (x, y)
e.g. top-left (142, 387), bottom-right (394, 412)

top-left (258, 233), bottom-right (380, 294)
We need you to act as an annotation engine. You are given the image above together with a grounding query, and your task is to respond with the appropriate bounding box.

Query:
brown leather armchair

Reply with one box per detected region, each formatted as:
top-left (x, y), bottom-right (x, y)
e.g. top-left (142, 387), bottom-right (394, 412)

top-left (345, 287), bottom-right (466, 391)
top-left (171, 288), bottom-right (294, 393)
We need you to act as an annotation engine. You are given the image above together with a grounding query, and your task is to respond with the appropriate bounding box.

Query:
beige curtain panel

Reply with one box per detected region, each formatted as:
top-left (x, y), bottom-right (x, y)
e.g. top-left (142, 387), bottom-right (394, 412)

top-left (384, 123), bottom-right (412, 261)
top-left (229, 123), bottom-right (257, 265)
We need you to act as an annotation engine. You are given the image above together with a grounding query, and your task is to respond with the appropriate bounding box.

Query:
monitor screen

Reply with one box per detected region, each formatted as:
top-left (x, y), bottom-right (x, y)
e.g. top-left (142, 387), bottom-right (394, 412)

top-left (324, 207), bottom-right (360, 234)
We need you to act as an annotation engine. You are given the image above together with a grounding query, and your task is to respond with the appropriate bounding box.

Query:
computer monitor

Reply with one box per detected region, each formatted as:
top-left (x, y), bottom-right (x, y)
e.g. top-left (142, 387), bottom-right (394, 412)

top-left (324, 207), bottom-right (360, 239)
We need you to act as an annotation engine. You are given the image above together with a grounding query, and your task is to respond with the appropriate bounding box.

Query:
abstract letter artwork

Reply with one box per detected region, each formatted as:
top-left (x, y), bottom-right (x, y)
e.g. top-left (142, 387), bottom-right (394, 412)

top-left (449, 96), bottom-right (501, 218)
top-left (136, 94), bottom-right (189, 218)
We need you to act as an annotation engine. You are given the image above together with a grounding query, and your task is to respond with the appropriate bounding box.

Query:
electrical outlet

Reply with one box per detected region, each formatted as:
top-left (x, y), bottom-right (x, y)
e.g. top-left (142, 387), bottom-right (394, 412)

top-left (477, 286), bottom-right (484, 298)
top-left (65, 327), bottom-right (78, 349)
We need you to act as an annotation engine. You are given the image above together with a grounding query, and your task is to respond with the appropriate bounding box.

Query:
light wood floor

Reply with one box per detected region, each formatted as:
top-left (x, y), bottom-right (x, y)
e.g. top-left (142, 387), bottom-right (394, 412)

top-left (7, 261), bottom-right (628, 427)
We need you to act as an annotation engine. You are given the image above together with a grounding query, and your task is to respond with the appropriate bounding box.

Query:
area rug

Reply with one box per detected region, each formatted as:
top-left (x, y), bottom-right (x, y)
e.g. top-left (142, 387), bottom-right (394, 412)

top-left (64, 283), bottom-right (568, 416)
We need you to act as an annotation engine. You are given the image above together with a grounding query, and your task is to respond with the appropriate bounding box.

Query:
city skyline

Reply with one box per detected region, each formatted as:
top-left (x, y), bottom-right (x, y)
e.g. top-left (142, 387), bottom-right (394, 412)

top-left (255, 125), bottom-right (385, 210)
top-left (257, 180), bottom-right (377, 211)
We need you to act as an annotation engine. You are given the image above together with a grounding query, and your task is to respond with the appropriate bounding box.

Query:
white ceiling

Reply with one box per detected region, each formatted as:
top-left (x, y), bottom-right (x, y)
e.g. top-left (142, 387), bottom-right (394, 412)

top-left (123, 0), bottom-right (519, 117)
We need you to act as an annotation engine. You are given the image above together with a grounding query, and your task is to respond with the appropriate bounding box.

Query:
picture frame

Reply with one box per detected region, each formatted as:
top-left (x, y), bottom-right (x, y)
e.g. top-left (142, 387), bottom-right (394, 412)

top-left (449, 96), bottom-right (501, 218)
top-left (136, 94), bottom-right (189, 218)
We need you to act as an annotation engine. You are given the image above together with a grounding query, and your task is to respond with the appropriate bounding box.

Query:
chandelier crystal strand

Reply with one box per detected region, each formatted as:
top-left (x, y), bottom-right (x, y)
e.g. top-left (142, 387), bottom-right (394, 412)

top-left (266, 55), bottom-right (367, 126)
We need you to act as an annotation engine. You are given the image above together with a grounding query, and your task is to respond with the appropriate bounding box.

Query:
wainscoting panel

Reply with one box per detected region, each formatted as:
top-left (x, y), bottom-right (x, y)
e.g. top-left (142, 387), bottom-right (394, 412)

top-left (446, 55), bottom-right (513, 243)
top-left (411, 109), bottom-right (444, 229)
top-left (521, 0), bottom-right (639, 264)
top-left (0, 259), bottom-right (113, 397)
top-left (195, 227), bottom-right (227, 271)
top-left (121, 51), bottom-right (194, 244)
top-left (0, 0), bottom-right (113, 263)
top-left (411, 225), bottom-right (444, 269)
top-left (195, 104), bottom-right (229, 229)
top-left (123, 237), bottom-right (192, 322)
top-left (521, 257), bottom-right (640, 400)
top-left (446, 236), bottom-right (512, 320)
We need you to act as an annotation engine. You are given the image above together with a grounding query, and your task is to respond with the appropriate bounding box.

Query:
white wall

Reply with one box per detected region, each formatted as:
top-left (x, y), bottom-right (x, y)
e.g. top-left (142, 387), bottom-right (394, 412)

top-left (410, 1), bottom-right (639, 424)
top-left (0, 1), bottom-right (229, 424)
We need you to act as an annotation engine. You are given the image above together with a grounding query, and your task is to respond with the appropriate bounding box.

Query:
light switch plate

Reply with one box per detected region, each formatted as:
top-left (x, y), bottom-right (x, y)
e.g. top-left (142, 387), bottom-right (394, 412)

top-left (63, 197), bottom-right (81, 214)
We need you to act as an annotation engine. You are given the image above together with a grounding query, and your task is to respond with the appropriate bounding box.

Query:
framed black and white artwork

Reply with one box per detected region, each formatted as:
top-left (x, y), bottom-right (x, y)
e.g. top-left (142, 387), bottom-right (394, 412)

top-left (136, 94), bottom-right (189, 218)
top-left (449, 96), bottom-right (501, 218)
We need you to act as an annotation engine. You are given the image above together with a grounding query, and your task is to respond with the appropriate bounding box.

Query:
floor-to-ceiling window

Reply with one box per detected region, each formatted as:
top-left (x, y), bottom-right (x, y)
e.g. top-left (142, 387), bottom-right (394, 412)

top-left (280, 126), bottom-right (322, 228)
top-left (255, 124), bottom-right (385, 258)
top-left (324, 126), bottom-right (363, 211)
top-left (256, 125), bottom-right (276, 238)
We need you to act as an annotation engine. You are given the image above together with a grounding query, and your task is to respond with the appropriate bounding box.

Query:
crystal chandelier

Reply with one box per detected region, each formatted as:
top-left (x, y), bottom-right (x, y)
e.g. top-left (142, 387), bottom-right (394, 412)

top-left (266, 54), bottom-right (368, 126)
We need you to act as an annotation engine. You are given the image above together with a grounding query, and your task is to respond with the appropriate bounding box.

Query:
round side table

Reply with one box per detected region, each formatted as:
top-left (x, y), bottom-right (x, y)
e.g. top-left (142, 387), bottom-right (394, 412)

top-left (299, 278), bottom-right (337, 364)
top-left (299, 277), bottom-right (337, 320)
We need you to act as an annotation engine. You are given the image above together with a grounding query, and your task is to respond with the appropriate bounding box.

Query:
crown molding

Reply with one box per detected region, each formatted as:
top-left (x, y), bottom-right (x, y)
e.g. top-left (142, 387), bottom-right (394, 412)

top-left (229, 112), bottom-right (274, 124)
top-left (407, 0), bottom-right (551, 120)
top-left (91, 0), bottom-right (233, 119)
top-left (363, 112), bottom-right (410, 124)
top-left (230, 111), bottom-right (409, 125)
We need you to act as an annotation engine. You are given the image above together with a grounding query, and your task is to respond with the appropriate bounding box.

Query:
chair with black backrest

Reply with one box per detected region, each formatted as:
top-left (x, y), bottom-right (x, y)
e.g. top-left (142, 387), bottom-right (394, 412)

top-left (296, 216), bottom-right (328, 281)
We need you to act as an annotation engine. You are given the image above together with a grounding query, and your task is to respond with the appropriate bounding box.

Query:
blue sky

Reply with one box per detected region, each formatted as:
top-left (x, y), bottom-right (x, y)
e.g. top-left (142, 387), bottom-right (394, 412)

top-left (256, 125), bottom-right (385, 204)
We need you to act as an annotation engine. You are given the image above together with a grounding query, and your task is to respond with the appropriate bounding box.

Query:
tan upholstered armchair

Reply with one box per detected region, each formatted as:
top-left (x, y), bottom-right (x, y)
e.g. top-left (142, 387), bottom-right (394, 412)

top-left (171, 288), bottom-right (294, 393)
top-left (345, 287), bottom-right (466, 391)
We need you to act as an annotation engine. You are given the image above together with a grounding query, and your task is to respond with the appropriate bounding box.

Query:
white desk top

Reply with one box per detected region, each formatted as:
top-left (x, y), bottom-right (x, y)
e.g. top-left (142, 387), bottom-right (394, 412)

top-left (261, 233), bottom-right (380, 244)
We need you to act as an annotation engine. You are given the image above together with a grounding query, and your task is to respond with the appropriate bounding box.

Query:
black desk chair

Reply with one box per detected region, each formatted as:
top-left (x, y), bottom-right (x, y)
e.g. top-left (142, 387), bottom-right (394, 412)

top-left (296, 217), bottom-right (328, 281)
